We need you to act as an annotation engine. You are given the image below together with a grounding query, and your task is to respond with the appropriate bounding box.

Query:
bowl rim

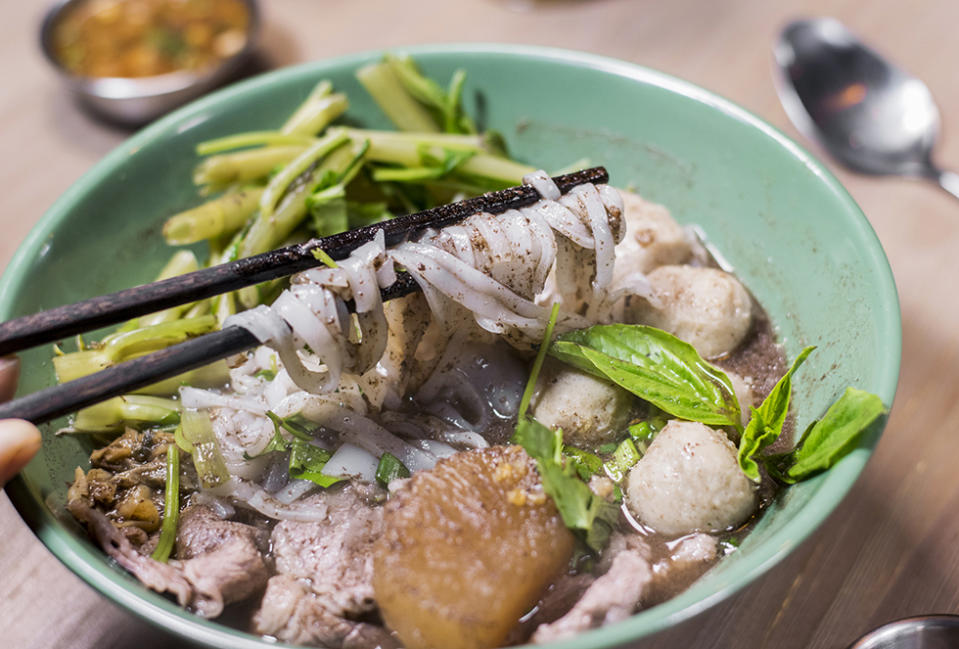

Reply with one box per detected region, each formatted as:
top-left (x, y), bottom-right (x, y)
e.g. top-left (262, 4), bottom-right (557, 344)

top-left (38, 0), bottom-right (262, 97)
top-left (2, 42), bottom-right (901, 649)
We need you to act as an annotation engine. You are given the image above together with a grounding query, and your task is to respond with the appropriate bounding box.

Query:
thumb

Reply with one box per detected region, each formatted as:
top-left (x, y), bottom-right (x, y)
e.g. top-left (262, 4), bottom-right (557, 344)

top-left (0, 419), bottom-right (41, 485)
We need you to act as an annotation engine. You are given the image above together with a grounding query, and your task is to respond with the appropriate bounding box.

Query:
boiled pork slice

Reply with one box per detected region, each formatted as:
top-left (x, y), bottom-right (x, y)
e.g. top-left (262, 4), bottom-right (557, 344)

top-left (252, 483), bottom-right (394, 648)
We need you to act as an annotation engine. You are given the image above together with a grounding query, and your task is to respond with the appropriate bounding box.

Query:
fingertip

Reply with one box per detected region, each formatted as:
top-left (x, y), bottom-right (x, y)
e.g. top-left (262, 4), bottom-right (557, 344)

top-left (0, 419), bottom-right (41, 485)
top-left (0, 356), bottom-right (21, 403)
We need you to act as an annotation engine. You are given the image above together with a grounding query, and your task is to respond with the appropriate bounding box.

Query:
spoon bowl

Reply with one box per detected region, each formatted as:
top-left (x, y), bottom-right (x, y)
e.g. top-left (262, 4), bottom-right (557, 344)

top-left (774, 17), bottom-right (959, 197)
top-left (848, 615), bottom-right (959, 649)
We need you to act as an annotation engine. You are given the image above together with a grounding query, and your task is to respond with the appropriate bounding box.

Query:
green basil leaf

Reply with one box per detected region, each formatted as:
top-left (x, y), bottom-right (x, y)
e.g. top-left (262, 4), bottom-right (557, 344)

top-left (737, 346), bottom-right (815, 482)
top-left (550, 324), bottom-right (740, 427)
top-left (288, 439), bottom-right (342, 488)
top-left (778, 387), bottom-right (887, 483)
top-left (512, 417), bottom-right (617, 552)
top-left (512, 416), bottom-right (560, 462)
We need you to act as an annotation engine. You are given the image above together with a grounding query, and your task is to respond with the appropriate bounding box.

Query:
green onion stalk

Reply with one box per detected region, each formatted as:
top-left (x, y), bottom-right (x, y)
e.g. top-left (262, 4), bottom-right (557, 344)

top-left (151, 443), bottom-right (180, 563)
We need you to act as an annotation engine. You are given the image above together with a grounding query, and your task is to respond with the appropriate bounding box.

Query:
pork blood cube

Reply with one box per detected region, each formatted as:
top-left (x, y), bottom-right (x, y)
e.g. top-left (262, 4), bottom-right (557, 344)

top-left (372, 445), bottom-right (574, 649)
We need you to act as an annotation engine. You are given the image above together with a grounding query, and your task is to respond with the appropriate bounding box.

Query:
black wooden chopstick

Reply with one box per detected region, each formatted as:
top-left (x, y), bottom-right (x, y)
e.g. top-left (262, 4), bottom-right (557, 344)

top-left (0, 279), bottom-right (429, 424)
top-left (0, 168), bottom-right (609, 424)
top-left (0, 167), bottom-right (608, 356)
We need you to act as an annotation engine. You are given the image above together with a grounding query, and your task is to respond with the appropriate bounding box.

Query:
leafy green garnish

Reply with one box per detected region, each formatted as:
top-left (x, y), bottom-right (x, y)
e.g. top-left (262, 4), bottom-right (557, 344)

top-left (308, 186), bottom-right (349, 238)
top-left (732, 347), bottom-right (887, 484)
top-left (254, 354), bottom-right (279, 381)
top-left (512, 418), bottom-right (620, 551)
top-left (375, 451), bottom-right (411, 486)
top-left (517, 302), bottom-right (561, 420)
top-left (737, 346), bottom-right (815, 482)
top-left (549, 324), bottom-right (741, 428)
top-left (241, 412), bottom-right (343, 488)
top-left (768, 387), bottom-right (887, 483)
top-left (346, 200), bottom-right (393, 227)
top-left (512, 304), bottom-right (619, 552)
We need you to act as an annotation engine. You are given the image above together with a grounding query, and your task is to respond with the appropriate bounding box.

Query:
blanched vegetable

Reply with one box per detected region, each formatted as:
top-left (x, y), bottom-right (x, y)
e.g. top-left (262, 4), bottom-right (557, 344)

top-left (162, 187), bottom-right (264, 245)
top-left (178, 409), bottom-right (230, 488)
top-left (71, 395), bottom-right (180, 433)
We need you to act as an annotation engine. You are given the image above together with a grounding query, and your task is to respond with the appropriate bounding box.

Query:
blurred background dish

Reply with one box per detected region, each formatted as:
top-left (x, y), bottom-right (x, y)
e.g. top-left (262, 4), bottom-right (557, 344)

top-left (39, 0), bottom-right (260, 125)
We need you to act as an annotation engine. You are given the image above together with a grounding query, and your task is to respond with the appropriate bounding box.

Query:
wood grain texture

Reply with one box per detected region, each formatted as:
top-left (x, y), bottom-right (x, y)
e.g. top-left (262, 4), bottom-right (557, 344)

top-left (3, 1), bottom-right (959, 648)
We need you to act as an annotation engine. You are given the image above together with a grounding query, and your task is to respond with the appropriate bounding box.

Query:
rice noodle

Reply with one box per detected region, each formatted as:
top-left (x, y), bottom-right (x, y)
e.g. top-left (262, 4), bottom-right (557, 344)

top-left (180, 386), bottom-right (267, 414)
top-left (225, 176), bottom-right (623, 399)
top-left (204, 177), bottom-right (626, 499)
top-left (210, 477), bottom-right (331, 522)
top-left (523, 170), bottom-right (561, 201)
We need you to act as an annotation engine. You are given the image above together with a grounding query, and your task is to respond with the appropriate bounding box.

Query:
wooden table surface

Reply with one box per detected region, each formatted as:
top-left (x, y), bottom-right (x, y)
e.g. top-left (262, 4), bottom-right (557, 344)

top-left (3, 1), bottom-right (958, 647)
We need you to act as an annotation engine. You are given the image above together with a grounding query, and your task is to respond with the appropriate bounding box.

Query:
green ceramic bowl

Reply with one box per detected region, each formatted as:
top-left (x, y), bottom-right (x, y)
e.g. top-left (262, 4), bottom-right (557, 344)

top-left (1, 45), bottom-right (900, 649)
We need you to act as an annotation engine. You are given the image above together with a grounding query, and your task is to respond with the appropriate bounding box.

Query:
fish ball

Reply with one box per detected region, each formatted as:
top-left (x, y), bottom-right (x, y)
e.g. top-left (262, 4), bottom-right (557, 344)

top-left (627, 265), bottom-right (752, 358)
top-left (626, 420), bottom-right (756, 535)
top-left (612, 191), bottom-right (692, 282)
top-left (531, 360), bottom-right (634, 448)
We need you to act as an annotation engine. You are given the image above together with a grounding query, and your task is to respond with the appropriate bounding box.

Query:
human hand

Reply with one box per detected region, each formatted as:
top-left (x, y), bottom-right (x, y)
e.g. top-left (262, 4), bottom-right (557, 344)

top-left (0, 357), bottom-right (41, 485)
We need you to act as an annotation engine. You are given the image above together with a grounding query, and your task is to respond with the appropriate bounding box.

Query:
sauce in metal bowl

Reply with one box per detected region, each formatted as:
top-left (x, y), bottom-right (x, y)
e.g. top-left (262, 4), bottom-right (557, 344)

top-left (51, 0), bottom-right (250, 79)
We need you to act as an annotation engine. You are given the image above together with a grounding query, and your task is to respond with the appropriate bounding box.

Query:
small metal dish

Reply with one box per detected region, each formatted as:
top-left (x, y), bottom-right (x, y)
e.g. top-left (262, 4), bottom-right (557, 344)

top-left (39, 0), bottom-right (261, 125)
top-left (848, 615), bottom-right (959, 649)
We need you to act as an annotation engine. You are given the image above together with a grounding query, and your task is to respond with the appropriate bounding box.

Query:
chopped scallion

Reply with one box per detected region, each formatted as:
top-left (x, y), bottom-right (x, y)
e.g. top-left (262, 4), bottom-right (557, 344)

top-left (150, 444), bottom-right (180, 563)
top-left (375, 451), bottom-right (411, 486)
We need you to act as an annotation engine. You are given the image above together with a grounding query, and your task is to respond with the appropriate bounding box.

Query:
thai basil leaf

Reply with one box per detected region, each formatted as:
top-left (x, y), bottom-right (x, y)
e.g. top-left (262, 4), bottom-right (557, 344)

top-left (512, 416), bottom-right (561, 463)
top-left (512, 417), bottom-right (618, 552)
top-left (771, 387), bottom-right (886, 483)
top-left (512, 306), bottom-right (618, 552)
top-left (550, 324), bottom-right (741, 428)
top-left (737, 346), bottom-right (815, 482)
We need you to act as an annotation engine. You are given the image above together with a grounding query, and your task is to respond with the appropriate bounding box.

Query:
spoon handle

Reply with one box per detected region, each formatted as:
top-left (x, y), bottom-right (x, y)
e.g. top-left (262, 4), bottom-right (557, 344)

top-left (931, 168), bottom-right (959, 201)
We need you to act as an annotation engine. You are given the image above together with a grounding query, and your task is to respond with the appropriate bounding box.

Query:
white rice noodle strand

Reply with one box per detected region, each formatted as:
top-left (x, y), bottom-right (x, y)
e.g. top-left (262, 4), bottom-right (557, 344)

top-left (224, 182), bottom-right (624, 396)
top-left (523, 169), bottom-right (561, 201)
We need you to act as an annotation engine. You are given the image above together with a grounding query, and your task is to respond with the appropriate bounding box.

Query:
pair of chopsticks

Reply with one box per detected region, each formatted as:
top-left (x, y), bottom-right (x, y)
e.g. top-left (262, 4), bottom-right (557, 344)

top-left (0, 167), bottom-right (608, 424)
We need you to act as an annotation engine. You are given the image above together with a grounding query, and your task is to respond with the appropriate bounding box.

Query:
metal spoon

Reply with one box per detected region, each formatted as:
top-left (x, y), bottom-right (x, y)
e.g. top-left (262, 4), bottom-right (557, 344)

top-left (847, 614), bottom-right (959, 649)
top-left (773, 17), bottom-right (959, 199)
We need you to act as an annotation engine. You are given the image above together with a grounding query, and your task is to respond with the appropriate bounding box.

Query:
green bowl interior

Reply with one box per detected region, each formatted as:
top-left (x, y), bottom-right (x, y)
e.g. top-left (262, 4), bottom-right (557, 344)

top-left (1, 45), bottom-right (900, 649)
